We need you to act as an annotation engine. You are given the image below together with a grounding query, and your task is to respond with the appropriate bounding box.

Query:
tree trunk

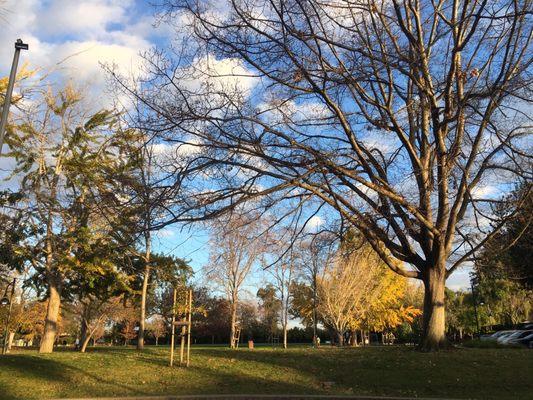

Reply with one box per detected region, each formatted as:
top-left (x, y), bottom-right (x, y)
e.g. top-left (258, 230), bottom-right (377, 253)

top-left (419, 268), bottom-right (448, 351)
top-left (350, 330), bottom-right (358, 347)
top-left (337, 330), bottom-right (344, 346)
top-left (137, 233), bottom-right (151, 350)
top-left (155, 337), bottom-right (159, 346)
top-left (39, 280), bottom-right (61, 353)
top-left (282, 303), bottom-right (288, 349)
top-left (80, 333), bottom-right (92, 353)
top-left (6, 331), bottom-right (15, 352)
top-left (229, 299), bottom-right (237, 348)
top-left (312, 271), bottom-right (318, 347)
top-left (79, 318), bottom-right (88, 350)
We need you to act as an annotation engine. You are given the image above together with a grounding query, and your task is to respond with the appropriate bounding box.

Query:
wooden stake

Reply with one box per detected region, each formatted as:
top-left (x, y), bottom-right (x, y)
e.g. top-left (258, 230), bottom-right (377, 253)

top-left (169, 287), bottom-right (177, 367)
top-left (179, 291), bottom-right (187, 365)
top-left (186, 289), bottom-right (192, 367)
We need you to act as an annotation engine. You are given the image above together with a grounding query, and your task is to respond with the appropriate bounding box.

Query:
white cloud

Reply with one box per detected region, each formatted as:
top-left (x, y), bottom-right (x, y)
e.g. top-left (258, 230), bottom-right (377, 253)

top-left (157, 228), bottom-right (176, 239)
top-left (36, 0), bottom-right (133, 38)
top-left (184, 55), bottom-right (258, 95)
top-left (0, 0), bottom-right (151, 108)
top-left (306, 215), bottom-right (324, 232)
top-left (471, 184), bottom-right (499, 199)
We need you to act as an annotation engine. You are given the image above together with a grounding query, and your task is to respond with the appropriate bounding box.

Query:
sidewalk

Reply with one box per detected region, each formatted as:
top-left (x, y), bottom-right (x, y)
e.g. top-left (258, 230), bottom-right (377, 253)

top-left (56, 394), bottom-right (463, 400)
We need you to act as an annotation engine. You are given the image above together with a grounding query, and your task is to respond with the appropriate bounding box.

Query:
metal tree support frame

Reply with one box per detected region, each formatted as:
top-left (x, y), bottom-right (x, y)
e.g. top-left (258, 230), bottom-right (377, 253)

top-left (0, 39), bottom-right (29, 155)
top-left (170, 288), bottom-right (192, 367)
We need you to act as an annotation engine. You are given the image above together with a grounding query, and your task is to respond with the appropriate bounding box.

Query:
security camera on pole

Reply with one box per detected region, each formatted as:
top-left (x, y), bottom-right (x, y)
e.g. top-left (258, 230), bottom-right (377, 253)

top-left (0, 39), bottom-right (29, 155)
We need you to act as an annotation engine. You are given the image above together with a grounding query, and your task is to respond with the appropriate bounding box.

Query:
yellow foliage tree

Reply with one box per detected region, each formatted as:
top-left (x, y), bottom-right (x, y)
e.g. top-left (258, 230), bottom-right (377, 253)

top-left (361, 268), bottom-right (422, 333)
top-left (0, 63), bottom-right (35, 105)
top-left (318, 233), bottom-right (421, 346)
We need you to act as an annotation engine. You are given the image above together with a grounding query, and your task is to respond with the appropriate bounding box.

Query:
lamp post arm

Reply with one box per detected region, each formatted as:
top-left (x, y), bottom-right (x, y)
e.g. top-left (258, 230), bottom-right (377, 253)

top-left (0, 39), bottom-right (29, 156)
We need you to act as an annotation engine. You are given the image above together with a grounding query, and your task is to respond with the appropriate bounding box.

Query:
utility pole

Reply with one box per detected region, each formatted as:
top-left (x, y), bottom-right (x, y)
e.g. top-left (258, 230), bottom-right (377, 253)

top-left (0, 39), bottom-right (29, 155)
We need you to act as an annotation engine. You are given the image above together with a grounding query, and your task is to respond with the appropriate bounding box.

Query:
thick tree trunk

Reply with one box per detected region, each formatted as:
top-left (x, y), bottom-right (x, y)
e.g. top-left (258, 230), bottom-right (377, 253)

top-left (419, 268), bottom-right (448, 351)
top-left (229, 299), bottom-right (238, 349)
top-left (282, 322), bottom-right (288, 349)
top-left (350, 330), bottom-right (358, 347)
top-left (137, 233), bottom-right (151, 350)
top-left (6, 332), bottom-right (15, 352)
top-left (39, 280), bottom-right (61, 353)
top-left (337, 331), bottom-right (344, 346)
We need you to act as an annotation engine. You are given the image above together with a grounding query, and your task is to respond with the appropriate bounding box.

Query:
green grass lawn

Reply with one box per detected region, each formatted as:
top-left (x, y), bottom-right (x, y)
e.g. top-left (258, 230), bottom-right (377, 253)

top-left (0, 345), bottom-right (531, 400)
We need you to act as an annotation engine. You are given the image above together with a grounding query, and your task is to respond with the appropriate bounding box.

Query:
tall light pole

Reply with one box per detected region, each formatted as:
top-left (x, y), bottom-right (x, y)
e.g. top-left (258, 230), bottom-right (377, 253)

top-left (0, 39), bottom-right (29, 155)
top-left (1, 277), bottom-right (17, 355)
top-left (470, 279), bottom-right (481, 337)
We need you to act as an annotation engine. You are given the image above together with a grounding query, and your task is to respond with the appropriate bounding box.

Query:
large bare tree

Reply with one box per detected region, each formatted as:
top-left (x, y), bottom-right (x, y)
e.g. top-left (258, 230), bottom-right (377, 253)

top-left (204, 212), bottom-right (265, 348)
top-left (120, 0), bottom-right (532, 350)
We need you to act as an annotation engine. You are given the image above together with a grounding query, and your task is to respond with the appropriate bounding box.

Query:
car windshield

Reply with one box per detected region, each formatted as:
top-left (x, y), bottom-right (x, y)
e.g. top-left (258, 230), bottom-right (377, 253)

top-left (507, 332), bottom-right (523, 338)
top-left (500, 331), bottom-right (515, 337)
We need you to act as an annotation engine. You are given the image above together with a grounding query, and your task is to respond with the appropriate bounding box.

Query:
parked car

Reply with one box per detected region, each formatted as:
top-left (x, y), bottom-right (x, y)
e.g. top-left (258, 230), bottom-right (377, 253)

top-left (499, 330), bottom-right (533, 345)
top-left (496, 330), bottom-right (519, 344)
top-left (511, 333), bottom-right (533, 349)
top-left (506, 330), bottom-right (533, 346)
top-left (481, 331), bottom-right (512, 341)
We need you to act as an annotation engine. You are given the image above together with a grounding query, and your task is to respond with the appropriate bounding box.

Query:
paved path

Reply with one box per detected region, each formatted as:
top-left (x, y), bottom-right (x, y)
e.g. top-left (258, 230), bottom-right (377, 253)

top-left (56, 395), bottom-right (461, 400)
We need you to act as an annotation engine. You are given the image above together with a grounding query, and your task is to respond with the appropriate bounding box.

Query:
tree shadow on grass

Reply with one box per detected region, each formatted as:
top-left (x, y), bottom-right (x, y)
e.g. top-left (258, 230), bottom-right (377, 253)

top-left (0, 354), bottom-right (150, 400)
top-left (194, 346), bottom-right (531, 400)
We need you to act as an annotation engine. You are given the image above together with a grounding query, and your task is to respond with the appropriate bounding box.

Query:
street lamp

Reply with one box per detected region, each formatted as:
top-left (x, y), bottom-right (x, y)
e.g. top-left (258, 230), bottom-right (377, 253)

top-left (1, 277), bottom-right (16, 355)
top-left (470, 279), bottom-right (481, 337)
top-left (0, 39), bottom-right (29, 155)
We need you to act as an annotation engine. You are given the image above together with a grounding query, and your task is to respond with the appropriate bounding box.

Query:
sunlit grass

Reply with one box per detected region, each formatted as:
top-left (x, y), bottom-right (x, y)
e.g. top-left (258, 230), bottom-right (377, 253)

top-left (0, 345), bottom-right (531, 399)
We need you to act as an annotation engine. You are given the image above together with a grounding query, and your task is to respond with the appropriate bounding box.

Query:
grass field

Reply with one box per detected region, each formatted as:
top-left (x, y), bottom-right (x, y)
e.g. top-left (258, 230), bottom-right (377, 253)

top-left (0, 345), bottom-right (531, 400)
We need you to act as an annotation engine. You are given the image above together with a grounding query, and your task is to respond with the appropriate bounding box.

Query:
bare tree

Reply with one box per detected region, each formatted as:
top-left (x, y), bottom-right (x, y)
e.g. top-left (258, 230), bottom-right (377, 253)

top-left (299, 233), bottom-right (336, 346)
top-left (147, 315), bottom-right (167, 346)
top-left (119, 0), bottom-right (533, 350)
top-left (204, 212), bottom-right (265, 348)
top-left (265, 237), bottom-right (297, 349)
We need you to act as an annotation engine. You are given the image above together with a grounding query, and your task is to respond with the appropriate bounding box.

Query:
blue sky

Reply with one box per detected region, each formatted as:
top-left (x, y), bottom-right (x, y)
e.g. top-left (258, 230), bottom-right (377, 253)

top-left (0, 0), bottom-right (473, 291)
top-left (0, 0), bottom-right (214, 280)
